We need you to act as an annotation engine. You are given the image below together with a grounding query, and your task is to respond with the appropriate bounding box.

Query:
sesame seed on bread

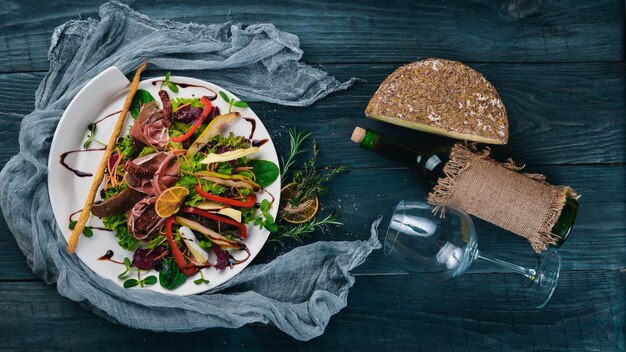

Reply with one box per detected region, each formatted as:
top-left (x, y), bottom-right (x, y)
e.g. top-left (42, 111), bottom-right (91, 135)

top-left (365, 58), bottom-right (509, 145)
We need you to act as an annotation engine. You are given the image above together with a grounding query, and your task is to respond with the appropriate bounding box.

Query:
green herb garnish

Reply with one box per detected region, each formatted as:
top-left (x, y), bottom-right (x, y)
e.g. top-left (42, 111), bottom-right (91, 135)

top-left (117, 257), bottom-right (133, 279)
top-left (124, 271), bottom-right (158, 289)
top-left (160, 71), bottom-right (179, 93)
top-left (123, 279), bottom-right (139, 288)
top-left (244, 199), bottom-right (278, 233)
top-left (69, 220), bottom-right (94, 238)
top-left (280, 129), bottom-right (311, 184)
top-left (288, 140), bottom-right (346, 208)
top-left (83, 123), bottom-right (106, 149)
top-left (193, 271), bottom-right (210, 285)
top-left (270, 212), bottom-right (342, 246)
top-left (219, 90), bottom-right (248, 112)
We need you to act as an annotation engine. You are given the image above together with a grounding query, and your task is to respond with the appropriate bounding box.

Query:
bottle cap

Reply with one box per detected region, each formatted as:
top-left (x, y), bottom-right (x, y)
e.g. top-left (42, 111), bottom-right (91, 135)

top-left (351, 127), bottom-right (366, 144)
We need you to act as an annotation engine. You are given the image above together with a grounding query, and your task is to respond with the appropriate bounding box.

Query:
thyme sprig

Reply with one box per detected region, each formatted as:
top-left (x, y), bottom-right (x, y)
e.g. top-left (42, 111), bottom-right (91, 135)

top-left (288, 140), bottom-right (346, 208)
top-left (268, 128), bottom-right (345, 245)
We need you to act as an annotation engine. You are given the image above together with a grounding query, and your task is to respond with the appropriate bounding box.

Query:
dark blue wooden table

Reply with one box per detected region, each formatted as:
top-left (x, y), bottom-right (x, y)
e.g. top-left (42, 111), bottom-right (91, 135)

top-left (1, 1), bottom-right (625, 350)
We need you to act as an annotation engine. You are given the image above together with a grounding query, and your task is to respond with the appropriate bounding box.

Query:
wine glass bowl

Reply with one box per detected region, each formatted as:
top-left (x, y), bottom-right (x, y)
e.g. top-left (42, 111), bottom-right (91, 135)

top-left (383, 200), bottom-right (560, 309)
top-left (385, 200), bottom-right (476, 280)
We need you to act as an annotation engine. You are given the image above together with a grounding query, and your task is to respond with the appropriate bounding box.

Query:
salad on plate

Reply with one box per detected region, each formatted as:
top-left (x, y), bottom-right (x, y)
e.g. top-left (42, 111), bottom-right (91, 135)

top-left (79, 79), bottom-right (279, 290)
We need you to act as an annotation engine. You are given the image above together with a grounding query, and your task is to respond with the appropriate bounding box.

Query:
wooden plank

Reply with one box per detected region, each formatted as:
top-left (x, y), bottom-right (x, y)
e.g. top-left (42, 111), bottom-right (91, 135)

top-left (0, 270), bottom-right (622, 350)
top-left (258, 62), bottom-right (626, 166)
top-left (0, 0), bottom-right (623, 73)
top-left (282, 165), bottom-right (626, 274)
top-left (1, 165), bottom-right (624, 280)
top-left (0, 67), bottom-right (624, 276)
top-left (1, 62), bottom-right (623, 168)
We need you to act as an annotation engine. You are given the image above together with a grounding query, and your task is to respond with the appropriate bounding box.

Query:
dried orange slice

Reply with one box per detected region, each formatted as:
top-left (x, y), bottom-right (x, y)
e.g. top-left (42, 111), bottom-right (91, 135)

top-left (279, 183), bottom-right (319, 224)
top-left (155, 186), bottom-right (189, 218)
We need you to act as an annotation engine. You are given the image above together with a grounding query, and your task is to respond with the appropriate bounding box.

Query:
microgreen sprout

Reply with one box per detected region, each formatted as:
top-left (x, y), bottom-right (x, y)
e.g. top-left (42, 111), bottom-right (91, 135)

top-left (193, 270), bottom-right (210, 285)
top-left (159, 71), bottom-right (179, 93)
top-left (119, 261), bottom-right (157, 288)
top-left (219, 90), bottom-right (249, 112)
top-left (83, 123), bottom-right (106, 149)
top-left (69, 220), bottom-right (94, 238)
top-left (117, 257), bottom-right (133, 279)
top-left (244, 199), bottom-right (279, 233)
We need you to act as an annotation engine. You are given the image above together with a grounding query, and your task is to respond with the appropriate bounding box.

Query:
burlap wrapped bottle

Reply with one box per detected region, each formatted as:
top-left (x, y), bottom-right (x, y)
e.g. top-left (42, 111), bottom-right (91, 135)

top-left (428, 143), bottom-right (579, 253)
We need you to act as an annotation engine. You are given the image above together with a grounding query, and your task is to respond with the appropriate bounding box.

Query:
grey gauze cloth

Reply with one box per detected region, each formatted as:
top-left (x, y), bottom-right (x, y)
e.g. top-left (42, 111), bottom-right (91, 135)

top-left (0, 1), bottom-right (380, 341)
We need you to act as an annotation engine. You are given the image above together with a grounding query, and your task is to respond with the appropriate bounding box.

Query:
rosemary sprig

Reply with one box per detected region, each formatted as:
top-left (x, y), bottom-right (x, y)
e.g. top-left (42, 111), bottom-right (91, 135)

top-left (269, 212), bottom-right (342, 247)
top-left (280, 128), bottom-right (311, 184)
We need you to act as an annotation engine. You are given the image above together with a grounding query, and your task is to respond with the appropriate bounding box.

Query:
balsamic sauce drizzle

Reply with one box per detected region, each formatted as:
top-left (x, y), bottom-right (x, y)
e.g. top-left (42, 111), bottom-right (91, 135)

top-left (244, 117), bottom-right (256, 140)
top-left (68, 208), bottom-right (111, 231)
top-left (60, 108), bottom-right (123, 177)
top-left (98, 250), bottom-right (124, 264)
top-left (252, 139), bottom-right (269, 147)
top-left (151, 80), bottom-right (217, 100)
top-left (59, 148), bottom-right (105, 177)
top-left (94, 109), bottom-right (122, 124)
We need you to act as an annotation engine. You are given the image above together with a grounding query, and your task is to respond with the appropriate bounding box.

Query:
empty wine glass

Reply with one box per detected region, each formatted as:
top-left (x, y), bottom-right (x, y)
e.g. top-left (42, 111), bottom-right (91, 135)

top-left (384, 200), bottom-right (560, 308)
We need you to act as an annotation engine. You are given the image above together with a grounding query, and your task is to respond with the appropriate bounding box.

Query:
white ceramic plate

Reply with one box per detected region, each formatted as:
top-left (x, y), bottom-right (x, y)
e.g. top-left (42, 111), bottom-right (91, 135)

top-left (48, 67), bottom-right (280, 295)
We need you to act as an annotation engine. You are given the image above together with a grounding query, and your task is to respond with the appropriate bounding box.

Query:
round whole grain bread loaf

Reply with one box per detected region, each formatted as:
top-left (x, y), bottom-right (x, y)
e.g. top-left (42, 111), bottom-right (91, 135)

top-left (365, 58), bottom-right (508, 144)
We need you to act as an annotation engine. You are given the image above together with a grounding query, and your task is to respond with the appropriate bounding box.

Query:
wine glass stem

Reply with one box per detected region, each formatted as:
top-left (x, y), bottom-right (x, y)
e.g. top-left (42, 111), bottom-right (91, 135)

top-left (475, 251), bottom-right (537, 280)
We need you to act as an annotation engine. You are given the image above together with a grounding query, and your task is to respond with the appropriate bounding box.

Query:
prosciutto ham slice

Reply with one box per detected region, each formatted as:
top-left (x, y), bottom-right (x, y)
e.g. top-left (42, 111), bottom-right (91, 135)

top-left (91, 188), bottom-right (144, 217)
top-left (124, 152), bottom-right (180, 196)
top-left (127, 196), bottom-right (164, 239)
top-left (158, 90), bottom-right (172, 121)
top-left (130, 101), bottom-right (171, 150)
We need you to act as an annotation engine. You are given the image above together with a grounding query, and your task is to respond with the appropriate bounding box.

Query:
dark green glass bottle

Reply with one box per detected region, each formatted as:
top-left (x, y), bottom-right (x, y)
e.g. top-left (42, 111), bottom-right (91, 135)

top-left (352, 126), bottom-right (578, 247)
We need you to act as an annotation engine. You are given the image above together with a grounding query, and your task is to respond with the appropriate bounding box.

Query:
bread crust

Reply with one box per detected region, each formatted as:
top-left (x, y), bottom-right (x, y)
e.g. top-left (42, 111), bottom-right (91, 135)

top-left (365, 59), bottom-right (508, 144)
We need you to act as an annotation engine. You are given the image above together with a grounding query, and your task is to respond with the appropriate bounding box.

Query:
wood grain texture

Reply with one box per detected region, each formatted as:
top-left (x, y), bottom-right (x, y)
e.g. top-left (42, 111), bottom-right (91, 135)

top-left (0, 270), bottom-right (622, 351)
top-left (0, 62), bottom-right (624, 169)
top-left (0, 0), bottom-right (624, 73)
top-left (0, 1), bottom-right (624, 350)
top-left (1, 165), bottom-right (624, 280)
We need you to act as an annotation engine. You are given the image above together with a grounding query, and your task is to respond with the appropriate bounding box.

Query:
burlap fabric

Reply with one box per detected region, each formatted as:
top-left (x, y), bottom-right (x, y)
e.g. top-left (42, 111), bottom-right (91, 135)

top-left (428, 143), bottom-right (578, 253)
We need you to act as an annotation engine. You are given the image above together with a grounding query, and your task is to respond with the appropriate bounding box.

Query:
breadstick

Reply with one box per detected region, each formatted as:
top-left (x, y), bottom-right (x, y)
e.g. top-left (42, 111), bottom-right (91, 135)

top-left (68, 62), bottom-right (147, 254)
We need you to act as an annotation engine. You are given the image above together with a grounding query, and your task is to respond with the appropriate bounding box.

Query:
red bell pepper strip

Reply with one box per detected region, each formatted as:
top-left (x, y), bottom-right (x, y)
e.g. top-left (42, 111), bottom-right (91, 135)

top-left (170, 96), bottom-right (213, 143)
top-left (165, 217), bottom-right (199, 276)
top-left (181, 207), bottom-right (248, 239)
top-left (194, 184), bottom-right (256, 208)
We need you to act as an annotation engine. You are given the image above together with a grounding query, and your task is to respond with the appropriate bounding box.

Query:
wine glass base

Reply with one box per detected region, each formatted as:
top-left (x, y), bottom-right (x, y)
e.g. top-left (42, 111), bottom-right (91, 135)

top-left (532, 249), bottom-right (561, 309)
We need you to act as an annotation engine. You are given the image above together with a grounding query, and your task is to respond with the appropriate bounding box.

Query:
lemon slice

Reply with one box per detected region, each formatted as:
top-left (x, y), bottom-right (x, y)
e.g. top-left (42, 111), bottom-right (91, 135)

top-left (279, 183), bottom-right (319, 224)
top-left (155, 186), bottom-right (190, 218)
